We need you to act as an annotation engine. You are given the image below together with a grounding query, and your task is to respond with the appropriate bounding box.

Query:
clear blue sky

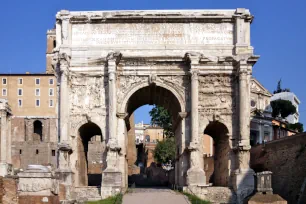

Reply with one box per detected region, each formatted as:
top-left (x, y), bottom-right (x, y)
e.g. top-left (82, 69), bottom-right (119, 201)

top-left (0, 0), bottom-right (305, 126)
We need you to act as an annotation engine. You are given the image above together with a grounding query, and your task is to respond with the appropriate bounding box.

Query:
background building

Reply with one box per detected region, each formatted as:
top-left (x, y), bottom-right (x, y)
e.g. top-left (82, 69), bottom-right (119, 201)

top-left (271, 92), bottom-right (300, 124)
top-left (0, 29), bottom-right (58, 170)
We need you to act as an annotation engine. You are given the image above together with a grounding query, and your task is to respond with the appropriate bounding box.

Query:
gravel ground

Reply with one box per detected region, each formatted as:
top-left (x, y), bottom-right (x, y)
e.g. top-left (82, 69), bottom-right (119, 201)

top-left (123, 188), bottom-right (190, 204)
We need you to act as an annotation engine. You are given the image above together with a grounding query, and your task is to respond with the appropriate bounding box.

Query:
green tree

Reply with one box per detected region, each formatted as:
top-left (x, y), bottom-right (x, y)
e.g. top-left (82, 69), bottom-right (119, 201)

top-left (153, 138), bottom-right (176, 164)
top-left (270, 99), bottom-right (296, 118)
top-left (149, 105), bottom-right (174, 137)
top-left (287, 122), bottom-right (304, 133)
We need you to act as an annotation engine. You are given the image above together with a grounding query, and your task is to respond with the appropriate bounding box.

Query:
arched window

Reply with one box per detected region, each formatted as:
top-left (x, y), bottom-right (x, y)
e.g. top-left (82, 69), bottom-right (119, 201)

top-left (33, 120), bottom-right (43, 141)
top-left (145, 135), bottom-right (150, 143)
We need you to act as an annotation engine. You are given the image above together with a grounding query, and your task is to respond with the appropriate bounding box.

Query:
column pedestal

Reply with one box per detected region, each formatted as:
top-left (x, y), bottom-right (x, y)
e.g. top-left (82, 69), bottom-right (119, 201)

top-left (55, 143), bottom-right (74, 201)
top-left (186, 143), bottom-right (206, 186)
top-left (101, 143), bottom-right (122, 199)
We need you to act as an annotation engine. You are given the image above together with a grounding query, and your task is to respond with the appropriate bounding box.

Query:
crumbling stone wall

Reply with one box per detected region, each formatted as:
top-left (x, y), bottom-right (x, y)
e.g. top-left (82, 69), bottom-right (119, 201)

top-left (250, 132), bottom-right (306, 204)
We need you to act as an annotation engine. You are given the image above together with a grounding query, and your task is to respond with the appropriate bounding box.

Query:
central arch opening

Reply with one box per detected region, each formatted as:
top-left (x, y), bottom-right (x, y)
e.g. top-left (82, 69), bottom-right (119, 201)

top-left (124, 85), bottom-right (183, 187)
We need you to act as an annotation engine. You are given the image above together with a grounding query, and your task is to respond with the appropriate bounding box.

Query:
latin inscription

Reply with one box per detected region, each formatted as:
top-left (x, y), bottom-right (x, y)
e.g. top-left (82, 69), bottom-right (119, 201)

top-left (72, 23), bottom-right (234, 46)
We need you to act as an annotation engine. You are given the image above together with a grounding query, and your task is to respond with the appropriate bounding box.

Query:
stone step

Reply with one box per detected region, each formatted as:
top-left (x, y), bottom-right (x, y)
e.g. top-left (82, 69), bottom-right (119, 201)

top-left (74, 186), bottom-right (101, 202)
top-left (184, 186), bottom-right (237, 204)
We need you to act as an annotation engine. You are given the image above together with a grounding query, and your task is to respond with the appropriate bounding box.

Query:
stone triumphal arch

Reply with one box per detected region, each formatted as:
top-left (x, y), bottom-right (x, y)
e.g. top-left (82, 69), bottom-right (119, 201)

top-left (52, 9), bottom-right (259, 203)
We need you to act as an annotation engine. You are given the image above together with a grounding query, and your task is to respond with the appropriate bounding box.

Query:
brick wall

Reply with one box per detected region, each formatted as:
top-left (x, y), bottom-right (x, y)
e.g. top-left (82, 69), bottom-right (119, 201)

top-left (250, 132), bottom-right (306, 204)
top-left (0, 177), bottom-right (18, 204)
top-left (12, 142), bottom-right (57, 170)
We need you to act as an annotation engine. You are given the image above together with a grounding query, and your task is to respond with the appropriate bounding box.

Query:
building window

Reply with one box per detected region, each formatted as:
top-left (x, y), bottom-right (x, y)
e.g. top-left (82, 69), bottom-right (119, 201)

top-left (18, 88), bottom-right (23, 96)
top-left (36, 149), bottom-right (39, 154)
top-left (49, 99), bottom-right (53, 107)
top-left (2, 78), bottom-right (7, 85)
top-left (35, 88), bottom-right (40, 96)
top-left (34, 120), bottom-right (43, 141)
top-left (49, 88), bottom-right (54, 96)
top-left (52, 150), bottom-right (55, 156)
top-left (18, 78), bottom-right (23, 85)
top-left (251, 100), bottom-right (256, 108)
top-left (35, 78), bottom-right (40, 85)
top-left (19, 149), bottom-right (22, 155)
top-left (2, 89), bottom-right (7, 96)
top-left (145, 135), bottom-right (150, 143)
top-left (18, 99), bottom-right (22, 107)
top-left (35, 99), bottom-right (40, 107)
top-left (49, 78), bottom-right (54, 85)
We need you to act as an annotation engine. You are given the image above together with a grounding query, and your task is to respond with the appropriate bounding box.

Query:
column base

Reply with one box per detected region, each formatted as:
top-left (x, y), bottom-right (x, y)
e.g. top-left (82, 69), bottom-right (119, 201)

top-left (0, 162), bottom-right (12, 176)
top-left (101, 170), bottom-right (122, 199)
top-left (232, 168), bottom-right (255, 204)
top-left (186, 167), bottom-right (206, 186)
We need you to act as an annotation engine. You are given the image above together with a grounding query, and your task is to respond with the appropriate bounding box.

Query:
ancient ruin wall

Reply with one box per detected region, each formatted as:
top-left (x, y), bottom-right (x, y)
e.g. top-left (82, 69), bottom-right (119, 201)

top-left (250, 132), bottom-right (306, 204)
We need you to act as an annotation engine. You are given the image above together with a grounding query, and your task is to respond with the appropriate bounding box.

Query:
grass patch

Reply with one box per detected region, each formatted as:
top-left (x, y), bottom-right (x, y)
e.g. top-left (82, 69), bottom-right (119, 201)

top-left (86, 194), bottom-right (123, 204)
top-left (183, 192), bottom-right (211, 204)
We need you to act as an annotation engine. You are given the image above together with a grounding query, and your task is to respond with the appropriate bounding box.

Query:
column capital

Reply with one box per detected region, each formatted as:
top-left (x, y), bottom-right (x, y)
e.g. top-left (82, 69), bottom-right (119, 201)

top-left (116, 112), bottom-right (128, 119)
top-left (178, 112), bottom-right (188, 119)
top-left (189, 69), bottom-right (199, 80)
top-left (184, 52), bottom-right (202, 65)
top-left (107, 52), bottom-right (122, 65)
top-left (237, 60), bottom-right (252, 75)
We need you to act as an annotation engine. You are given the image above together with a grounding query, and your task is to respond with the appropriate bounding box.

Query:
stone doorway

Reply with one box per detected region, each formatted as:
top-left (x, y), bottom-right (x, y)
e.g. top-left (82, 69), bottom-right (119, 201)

top-left (77, 122), bottom-right (105, 186)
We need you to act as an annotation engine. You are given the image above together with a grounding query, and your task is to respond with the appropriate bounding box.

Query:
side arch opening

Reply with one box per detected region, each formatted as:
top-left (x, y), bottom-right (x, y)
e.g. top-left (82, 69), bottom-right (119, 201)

top-left (203, 121), bottom-right (230, 186)
top-left (77, 122), bottom-right (104, 186)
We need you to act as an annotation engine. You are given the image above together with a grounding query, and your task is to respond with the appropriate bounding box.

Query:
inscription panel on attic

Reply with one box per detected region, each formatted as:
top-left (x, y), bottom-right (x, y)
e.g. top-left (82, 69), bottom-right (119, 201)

top-left (71, 23), bottom-right (234, 46)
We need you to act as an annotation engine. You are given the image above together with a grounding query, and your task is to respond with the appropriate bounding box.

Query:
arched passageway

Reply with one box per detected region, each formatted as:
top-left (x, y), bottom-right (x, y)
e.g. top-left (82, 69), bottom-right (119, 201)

top-left (123, 85), bottom-right (184, 187)
top-left (77, 122), bottom-right (103, 186)
top-left (203, 121), bottom-right (230, 186)
top-left (33, 120), bottom-right (43, 141)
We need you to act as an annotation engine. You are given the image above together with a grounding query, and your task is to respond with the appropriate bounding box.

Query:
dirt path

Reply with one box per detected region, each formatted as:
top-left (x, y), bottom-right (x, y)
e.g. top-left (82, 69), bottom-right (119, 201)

top-left (123, 188), bottom-right (190, 204)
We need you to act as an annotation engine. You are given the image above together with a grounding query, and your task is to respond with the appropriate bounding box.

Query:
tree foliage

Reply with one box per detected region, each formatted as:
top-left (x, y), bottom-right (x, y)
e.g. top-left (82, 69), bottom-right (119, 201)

top-left (153, 138), bottom-right (176, 164)
top-left (149, 105), bottom-right (174, 137)
top-left (273, 79), bottom-right (290, 94)
top-left (287, 122), bottom-right (304, 133)
top-left (270, 99), bottom-right (296, 118)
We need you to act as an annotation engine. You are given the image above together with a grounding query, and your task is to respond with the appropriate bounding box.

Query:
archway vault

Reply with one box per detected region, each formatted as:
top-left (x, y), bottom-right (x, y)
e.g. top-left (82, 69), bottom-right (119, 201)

top-left (119, 81), bottom-right (186, 116)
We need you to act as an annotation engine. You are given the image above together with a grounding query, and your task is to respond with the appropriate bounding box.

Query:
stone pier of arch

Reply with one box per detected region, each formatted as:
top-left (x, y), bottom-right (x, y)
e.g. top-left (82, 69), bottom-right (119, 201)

top-left (50, 9), bottom-right (259, 203)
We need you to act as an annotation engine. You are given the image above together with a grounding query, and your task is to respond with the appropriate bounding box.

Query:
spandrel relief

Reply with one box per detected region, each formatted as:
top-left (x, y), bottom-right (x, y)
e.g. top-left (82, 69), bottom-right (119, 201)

top-left (70, 76), bottom-right (106, 112)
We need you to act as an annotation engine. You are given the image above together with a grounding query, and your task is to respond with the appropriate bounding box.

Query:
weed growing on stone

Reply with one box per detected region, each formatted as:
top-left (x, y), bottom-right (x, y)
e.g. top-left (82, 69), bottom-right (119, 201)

top-left (86, 193), bottom-right (123, 204)
top-left (182, 192), bottom-right (211, 204)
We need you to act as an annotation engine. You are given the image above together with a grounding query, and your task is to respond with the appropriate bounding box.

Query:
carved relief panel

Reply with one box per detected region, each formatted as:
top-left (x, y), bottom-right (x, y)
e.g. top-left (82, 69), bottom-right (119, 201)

top-left (70, 75), bottom-right (107, 113)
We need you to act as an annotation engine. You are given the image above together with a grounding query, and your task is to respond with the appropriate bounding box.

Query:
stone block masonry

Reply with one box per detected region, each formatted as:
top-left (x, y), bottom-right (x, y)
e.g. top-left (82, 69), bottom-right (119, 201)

top-left (250, 132), bottom-right (306, 204)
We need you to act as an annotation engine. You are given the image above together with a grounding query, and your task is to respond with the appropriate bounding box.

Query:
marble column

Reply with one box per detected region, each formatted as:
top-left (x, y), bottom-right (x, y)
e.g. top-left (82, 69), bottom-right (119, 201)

top-left (0, 111), bottom-right (7, 164)
top-left (101, 52), bottom-right (122, 198)
top-left (108, 59), bottom-right (117, 145)
top-left (238, 60), bottom-right (251, 147)
top-left (185, 53), bottom-right (206, 186)
top-left (0, 101), bottom-right (12, 176)
top-left (233, 60), bottom-right (255, 204)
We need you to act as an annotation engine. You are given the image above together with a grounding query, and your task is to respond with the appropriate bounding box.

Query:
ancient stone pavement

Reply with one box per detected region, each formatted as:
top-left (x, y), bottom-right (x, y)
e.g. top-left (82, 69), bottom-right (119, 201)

top-left (123, 188), bottom-right (190, 204)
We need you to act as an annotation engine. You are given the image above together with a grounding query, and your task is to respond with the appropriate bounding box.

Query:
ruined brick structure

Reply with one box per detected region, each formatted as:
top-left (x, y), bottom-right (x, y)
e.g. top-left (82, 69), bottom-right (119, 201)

top-left (251, 132), bottom-right (306, 204)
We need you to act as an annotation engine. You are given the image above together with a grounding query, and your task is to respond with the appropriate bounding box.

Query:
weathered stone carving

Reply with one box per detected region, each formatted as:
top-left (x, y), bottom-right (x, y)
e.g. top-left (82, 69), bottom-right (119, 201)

top-left (70, 76), bottom-right (106, 113)
top-left (117, 75), bottom-right (147, 103)
top-left (199, 75), bottom-right (234, 94)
